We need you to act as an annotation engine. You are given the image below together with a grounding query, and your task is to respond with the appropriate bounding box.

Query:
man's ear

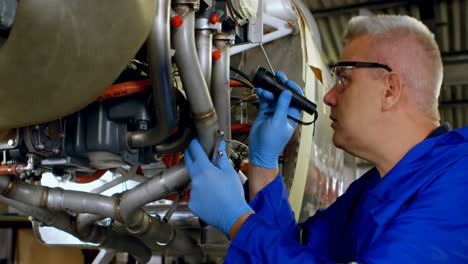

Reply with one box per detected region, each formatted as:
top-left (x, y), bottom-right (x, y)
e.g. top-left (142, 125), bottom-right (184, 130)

top-left (382, 72), bottom-right (403, 111)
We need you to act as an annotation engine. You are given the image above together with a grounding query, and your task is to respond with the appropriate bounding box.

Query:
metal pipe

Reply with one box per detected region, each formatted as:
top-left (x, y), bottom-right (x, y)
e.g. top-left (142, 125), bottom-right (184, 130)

top-left (1, 178), bottom-right (118, 219)
top-left (154, 126), bottom-right (194, 154)
top-left (0, 0), bottom-right (17, 31)
top-left (0, 195), bottom-right (75, 233)
top-left (0, 195), bottom-right (151, 263)
top-left (0, 154), bottom-right (34, 176)
top-left (172, 4), bottom-right (220, 155)
top-left (212, 33), bottom-right (235, 151)
top-left (1, 175), bottom-right (197, 255)
top-left (155, 89), bottom-right (195, 154)
top-left (100, 231), bottom-right (152, 263)
top-left (1, 176), bottom-right (128, 223)
top-left (119, 163), bottom-right (189, 227)
top-left (47, 188), bottom-right (117, 217)
top-left (0, 175), bottom-right (9, 193)
top-left (127, 0), bottom-right (177, 148)
top-left (195, 29), bottom-right (214, 89)
top-left (230, 14), bottom-right (293, 56)
top-left (76, 213), bottom-right (106, 234)
top-left (146, 204), bottom-right (200, 228)
top-left (0, 195), bottom-right (97, 243)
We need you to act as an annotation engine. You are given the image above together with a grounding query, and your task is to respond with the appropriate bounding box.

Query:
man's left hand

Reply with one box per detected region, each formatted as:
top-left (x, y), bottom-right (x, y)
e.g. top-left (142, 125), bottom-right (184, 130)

top-left (184, 139), bottom-right (254, 237)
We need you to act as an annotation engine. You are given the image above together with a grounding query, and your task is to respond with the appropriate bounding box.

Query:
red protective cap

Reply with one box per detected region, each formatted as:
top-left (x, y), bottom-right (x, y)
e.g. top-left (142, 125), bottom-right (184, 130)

top-left (171, 15), bottom-right (184, 28)
top-left (212, 49), bottom-right (222, 61)
top-left (209, 13), bottom-right (221, 25)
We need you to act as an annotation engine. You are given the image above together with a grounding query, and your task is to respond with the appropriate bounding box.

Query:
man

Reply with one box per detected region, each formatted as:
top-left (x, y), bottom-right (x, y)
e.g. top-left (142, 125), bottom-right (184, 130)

top-left (185, 15), bottom-right (468, 263)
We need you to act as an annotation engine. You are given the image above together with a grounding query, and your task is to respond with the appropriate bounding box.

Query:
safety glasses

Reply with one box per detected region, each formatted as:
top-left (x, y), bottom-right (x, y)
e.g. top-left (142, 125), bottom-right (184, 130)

top-left (330, 61), bottom-right (393, 91)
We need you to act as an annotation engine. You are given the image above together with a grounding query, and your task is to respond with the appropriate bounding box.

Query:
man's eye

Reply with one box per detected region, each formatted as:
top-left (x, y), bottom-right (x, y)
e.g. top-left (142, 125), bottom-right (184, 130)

top-left (340, 72), bottom-right (351, 83)
top-left (340, 69), bottom-right (350, 79)
top-left (342, 74), bottom-right (350, 82)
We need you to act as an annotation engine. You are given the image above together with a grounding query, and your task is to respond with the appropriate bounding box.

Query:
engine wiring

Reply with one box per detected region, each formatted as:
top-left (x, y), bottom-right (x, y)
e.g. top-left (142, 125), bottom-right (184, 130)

top-left (231, 92), bottom-right (259, 109)
top-left (225, 0), bottom-right (242, 26)
top-left (230, 76), bottom-right (255, 90)
top-left (230, 66), bottom-right (253, 83)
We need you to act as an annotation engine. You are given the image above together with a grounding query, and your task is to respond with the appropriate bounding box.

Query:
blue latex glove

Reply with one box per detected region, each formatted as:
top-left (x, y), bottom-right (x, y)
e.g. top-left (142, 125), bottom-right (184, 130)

top-left (249, 71), bottom-right (304, 169)
top-left (184, 139), bottom-right (253, 236)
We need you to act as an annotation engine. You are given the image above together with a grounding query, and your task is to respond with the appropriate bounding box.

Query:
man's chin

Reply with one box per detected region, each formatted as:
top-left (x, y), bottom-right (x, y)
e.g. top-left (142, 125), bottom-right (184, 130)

top-left (332, 134), bottom-right (346, 150)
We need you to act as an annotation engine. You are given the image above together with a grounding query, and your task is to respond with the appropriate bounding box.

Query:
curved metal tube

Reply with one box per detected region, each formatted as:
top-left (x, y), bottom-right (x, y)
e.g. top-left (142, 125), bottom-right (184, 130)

top-left (172, 5), bottom-right (219, 154)
top-left (127, 0), bottom-right (177, 148)
top-left (0, 179), bottom-right (117, 218)
top-left (47, 188), bottom-right (117, 217)
top-left (76, 213), bottom-right (106, 234)
top-left (0, 195), bottom-right (75, 234)
top-left (1, 176), bottom-right (115, 217)
top-left (0, 176), bottom-right (118, 218)
top-left (195, 29), bottom-right (214, 89)
top-left (155, 126), bottom-right (194, 154)
top-left (100, 231), bottom-right (152, 263)
top-left (0, 195), bottom-right (152, 263)
top-left (212, 35), bottom-right (233, 147)
top-left (146, 204), bottom-right (200, 227)
top-left (119, 163), bottom-right (189, 227)
top-left (0, 176), bottom-right (11, 195)
top-left (155, 89), bottom-right (195, 154)
top-left (1, 175), bottom-right (198, 256)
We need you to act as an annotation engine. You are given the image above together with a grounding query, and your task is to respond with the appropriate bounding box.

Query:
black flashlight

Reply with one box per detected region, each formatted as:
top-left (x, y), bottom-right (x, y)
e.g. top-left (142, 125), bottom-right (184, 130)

top-left (252, 67), bottom-right (317, 115)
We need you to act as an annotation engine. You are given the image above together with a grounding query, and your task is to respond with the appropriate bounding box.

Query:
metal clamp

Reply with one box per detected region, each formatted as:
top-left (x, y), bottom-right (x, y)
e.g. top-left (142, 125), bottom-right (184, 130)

top-left (211, 130), bottom-right (224, 166)
top-left (172, 0), bottom-right (200, 10)
top-left (195, 18), bottom-right (221, 32)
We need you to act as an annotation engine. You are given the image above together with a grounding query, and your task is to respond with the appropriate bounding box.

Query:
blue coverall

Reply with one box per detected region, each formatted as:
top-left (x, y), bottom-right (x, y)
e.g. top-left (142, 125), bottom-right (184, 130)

top-left (225, 125), bottom-right (468, 263)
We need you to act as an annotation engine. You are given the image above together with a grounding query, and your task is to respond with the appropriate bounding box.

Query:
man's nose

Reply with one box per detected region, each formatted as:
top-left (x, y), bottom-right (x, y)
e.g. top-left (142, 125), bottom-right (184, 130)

top-left (323, 85), bottom-right (338, 106)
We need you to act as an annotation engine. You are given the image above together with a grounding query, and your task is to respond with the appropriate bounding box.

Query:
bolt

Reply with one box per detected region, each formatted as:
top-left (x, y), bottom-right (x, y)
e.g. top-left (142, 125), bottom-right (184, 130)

top-left (7, 139), bottom-right (14, 146)
top-left (37, 144), bottom-right (45, 150)
top-left (52, 148), bottom-right (60, 154)
top-left (137, 121), bottom-right (149, 131)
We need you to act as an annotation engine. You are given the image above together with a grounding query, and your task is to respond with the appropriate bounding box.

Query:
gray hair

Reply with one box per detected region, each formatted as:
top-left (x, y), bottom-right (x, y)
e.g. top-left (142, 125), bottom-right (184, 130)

top-left (344, 15), bottom-right (442, 121)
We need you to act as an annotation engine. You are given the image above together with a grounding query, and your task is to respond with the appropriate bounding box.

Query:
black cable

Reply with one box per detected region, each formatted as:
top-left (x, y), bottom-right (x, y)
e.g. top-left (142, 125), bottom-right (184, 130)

top-left (234, 134), bottom-right (249, 153)
top-left (264, 111), bottom-right (318, 126)
top-left (230, 67), bottom-right (253, 83)
top-left (230, 76), bottom-right (255, 90)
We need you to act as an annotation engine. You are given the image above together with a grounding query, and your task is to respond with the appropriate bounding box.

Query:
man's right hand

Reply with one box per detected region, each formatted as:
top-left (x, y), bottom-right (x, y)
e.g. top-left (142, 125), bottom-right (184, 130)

top-left (248, 71), bottom-right (304, 170)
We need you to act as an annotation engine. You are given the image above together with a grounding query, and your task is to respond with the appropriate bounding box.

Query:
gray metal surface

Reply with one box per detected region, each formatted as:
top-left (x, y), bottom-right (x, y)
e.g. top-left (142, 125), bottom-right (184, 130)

top-left (128, 0), bottom-right (178, 148)
top-left (173, 7), bottom-right (214, 114)
top-left (1, 173), bottom-right (199, 257)
top-left (0, 0), bottom-right (17, 30)
top-left (212, 34), bottom-right (235, 147)
top-left (195, 29), bottom-right (214, 89)
top-left (46, 188), bottom-right (117, 217)
top-left (119, 163), bottom-right (189, 227)
top-left (0, 177), bottom-right (118, 217)
top-left (172, 5), bottom-right (220, 154)
top-left (0, 195), bottom-right (152, 263)
top-left (0, 0), bottom-right (156, 129)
